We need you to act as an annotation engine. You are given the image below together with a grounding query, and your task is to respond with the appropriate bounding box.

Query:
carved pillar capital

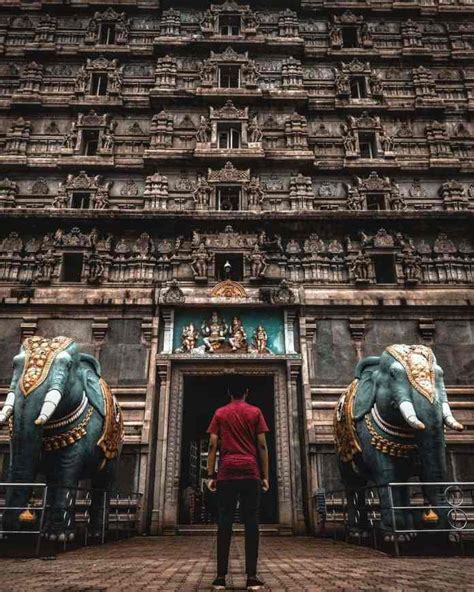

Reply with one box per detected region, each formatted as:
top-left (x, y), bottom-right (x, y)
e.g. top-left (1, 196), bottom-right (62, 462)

top-left (418, 317), bottom-right (436, 344)
top-left (348, 316), bottom-right (366, 360)
top-left (141, 316), bottom-right (153, 346)
top-left (91, 317), bottom-right (109, 344)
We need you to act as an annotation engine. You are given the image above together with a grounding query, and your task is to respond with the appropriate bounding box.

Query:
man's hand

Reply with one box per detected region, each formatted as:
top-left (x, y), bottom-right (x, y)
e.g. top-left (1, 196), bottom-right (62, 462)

top-left (207, 478), bottom-right (217, 492)
top-left (261, 479), bottom-right (269, 493)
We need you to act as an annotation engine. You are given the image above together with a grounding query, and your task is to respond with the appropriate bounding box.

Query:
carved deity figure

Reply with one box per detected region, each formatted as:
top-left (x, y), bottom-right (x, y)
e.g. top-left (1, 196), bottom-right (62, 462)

top-left (75, 67), bottom-right (88, 94)
top-left (242, 61), bottom-right (258, 86)
top-left (247, 177), bottom-right (264, 207)
top-left (342, 126), bottom-right (357, 153)
top-left (253, 325), bottom-right (269, 354)
top-left (200, 10), bottom-right (216, 34)
top-left (336, 72), bottom-right (350, 95)
top-left (101, 130), bottom-right (114, 153)
top-left (86, 251), bottom-right (105, 284)
top-left (402, 246), bottom-right (422, 283)
top-left (107, 69), bottom-right (122, 94)
top-left (191, 242), bottom-right (210, 278)
top-left (329, 24), bottom-right (343, 47)
top-left (380, 131), bottom-right (394, 153)
top-left (201, 312), bottom-right (228, 352)
top-left (248, 115), bottom-right (263, 143)
top-left (193, 174), bottom-right (211, 209)
top-left (196, 116), bottom-right (211, 143)
top-left (351, 250), bottom-right (372, 281)
top-left (347, 187), bottom-right (364, 210)
top-left (247, 244), bottom-right (267, 278)
top-left (63, 123), bottom-right (78, 151)
top-left (229, 317), bottom-right (248, 352)
top-left (200, 62), bottom-right (216, 85)
top-left (35, 249), bottom-right (56, 283)
top-left (180, 322), bottom-right (199, 352)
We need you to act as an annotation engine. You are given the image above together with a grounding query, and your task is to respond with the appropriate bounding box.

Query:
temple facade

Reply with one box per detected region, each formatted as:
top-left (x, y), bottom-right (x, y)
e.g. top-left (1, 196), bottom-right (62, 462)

top-left (0, 0), bottom-right (473, 534)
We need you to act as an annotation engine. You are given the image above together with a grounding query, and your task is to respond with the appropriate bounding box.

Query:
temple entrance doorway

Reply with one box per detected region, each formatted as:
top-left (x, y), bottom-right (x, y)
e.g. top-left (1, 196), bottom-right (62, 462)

top-left (178, 374), bottom-right (278, 527)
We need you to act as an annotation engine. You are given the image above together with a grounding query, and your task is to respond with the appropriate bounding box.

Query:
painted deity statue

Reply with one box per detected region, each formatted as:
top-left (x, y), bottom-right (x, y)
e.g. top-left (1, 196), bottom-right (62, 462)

top-left (201, 312), bottom-right (228, 352)
top-left (229, 316), bottom-right (248, 352)
top-left (180, 322), bottom-right (199, 353)
top-left (253, 325), bottom-right (269, 353)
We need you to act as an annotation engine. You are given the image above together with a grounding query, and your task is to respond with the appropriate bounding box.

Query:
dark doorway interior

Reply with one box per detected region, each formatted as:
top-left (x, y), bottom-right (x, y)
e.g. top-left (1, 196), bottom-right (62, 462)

top-left (179, 374), bottom-right (278, 525)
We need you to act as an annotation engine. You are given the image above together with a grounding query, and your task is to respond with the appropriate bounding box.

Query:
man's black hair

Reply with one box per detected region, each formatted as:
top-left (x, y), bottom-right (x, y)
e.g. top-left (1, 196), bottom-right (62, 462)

top-left (228, 376), bottom-right (249, 399)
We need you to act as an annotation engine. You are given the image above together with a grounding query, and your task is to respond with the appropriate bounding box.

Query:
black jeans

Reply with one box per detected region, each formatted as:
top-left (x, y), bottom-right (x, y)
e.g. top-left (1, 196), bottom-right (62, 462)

top-left (216, 479), bottom-right (261, 577)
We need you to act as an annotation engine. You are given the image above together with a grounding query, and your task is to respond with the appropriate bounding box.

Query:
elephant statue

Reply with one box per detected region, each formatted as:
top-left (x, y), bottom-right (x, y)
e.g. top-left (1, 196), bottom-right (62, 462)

top-left (0, 335), bottom-right (123, 541)
top-left (333, 344), bottom-right (463, 539)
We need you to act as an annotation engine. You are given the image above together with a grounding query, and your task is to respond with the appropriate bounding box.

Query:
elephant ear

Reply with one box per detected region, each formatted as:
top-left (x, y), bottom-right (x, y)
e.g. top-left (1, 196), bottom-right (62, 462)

top-left (79, 353), bottom-right (105, 418)
top-left (353, 356), bottom-right (380, 421)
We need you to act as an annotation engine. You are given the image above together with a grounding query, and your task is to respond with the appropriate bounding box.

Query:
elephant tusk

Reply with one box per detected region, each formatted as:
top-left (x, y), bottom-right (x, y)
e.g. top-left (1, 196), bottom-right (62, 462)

top-left (0, 391), bottom-right (15, 424)
top-left (399, 401), bottom-right (425, 431)
top-left (34, 389), bottom-right (62, 426)
top-left (442, 402), bottom-right (464, 432)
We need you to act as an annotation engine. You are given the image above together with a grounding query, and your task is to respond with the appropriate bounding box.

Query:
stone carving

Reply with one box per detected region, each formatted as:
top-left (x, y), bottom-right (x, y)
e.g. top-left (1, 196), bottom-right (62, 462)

top-left (120, 179), bottom-right (139, 197)
top-left (85, 250), bottom-right (106, 284)
top-left (439, 179), bottom-right (468, 211)
top-left (31, 178), bottom-right (49, 195)
top-left (248, 114), bottom-right (263, 143)
top-left (154, 55), bottom-right (178, 90)
top-left (289, 174), bottom-right (314, 210)
top-left (346, 172), bottom-right (405, 211)
top-left (0, 178), bottom-right (19, 207)
top-left (272, 279), bottom-right (296, 305)
top-left (52, 172), bottom-right (112, 210)
top-left (150, 111), bottom-right (174, 148)
top-left (201, 311), bottom-right (229, 352)
top-left (193, 174), bottom-right (212, 209)
top-left (246, 177), bottom-right (265, 209)
top-left (350, 250), bottom-right (372, 283)
top-left (282, 57), bottom-right (303, 89)
top-left (247, 244), bottom-right (267, 279)
top-left (191, 243), bottom-right (211, 279)
top-left (144, 172), bottom-right (169, 209)
top-left (196, 116), bottom-right (211, 143)
top-left (164, 279), bottom-right (185, 304)
top-left (160, 8), bottom-right (181, 37)
top-left (208, 161), bottom-right (250, 184)
top-left (86, 8), bottom-right (129, 45)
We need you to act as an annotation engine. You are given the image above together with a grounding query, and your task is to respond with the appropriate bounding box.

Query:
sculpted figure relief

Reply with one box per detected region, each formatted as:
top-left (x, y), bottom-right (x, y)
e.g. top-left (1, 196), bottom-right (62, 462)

top-left (191, 242), bottom-right (211, 278)
top-left (247, 244), bottom-right (267, 278)
top-left (229, 317), bottom-right (248, 352)
top-left (196, 116), bottom-right (211, 143)
top-left (201, 312), bottom-right (228, 352)
top-left (178, 322), bottom-right (199, 353)
top-left (252, 325), bottom-right (269, 354)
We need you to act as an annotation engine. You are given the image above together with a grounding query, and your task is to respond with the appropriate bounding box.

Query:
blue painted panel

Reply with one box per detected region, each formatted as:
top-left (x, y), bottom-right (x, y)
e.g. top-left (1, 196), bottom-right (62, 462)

top-left (172, 308), bottom-right (285, 354)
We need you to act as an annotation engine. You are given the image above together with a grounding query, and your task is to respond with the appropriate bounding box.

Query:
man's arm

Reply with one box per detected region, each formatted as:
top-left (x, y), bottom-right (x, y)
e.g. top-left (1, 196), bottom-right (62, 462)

top-left (257, 432), bottom-right (269, 492)
top-left (207, 433), bottom-right (219, 492)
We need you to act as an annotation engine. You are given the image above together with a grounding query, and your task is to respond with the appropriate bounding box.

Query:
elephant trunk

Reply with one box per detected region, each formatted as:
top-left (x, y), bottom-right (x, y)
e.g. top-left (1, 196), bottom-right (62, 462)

top-left (416, 428), bottom-right (448, 523)
top-left (4, 411), bottom-right (44, 530)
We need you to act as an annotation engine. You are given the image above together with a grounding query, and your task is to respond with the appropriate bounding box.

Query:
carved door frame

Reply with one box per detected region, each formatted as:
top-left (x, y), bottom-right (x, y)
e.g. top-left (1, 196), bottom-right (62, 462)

top-left (152, 360), bottom-right (300, 534)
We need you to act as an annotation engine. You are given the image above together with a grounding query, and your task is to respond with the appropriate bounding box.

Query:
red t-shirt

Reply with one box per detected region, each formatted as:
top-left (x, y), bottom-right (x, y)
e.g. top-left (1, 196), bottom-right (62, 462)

top-left (207, 400), bottom-right (269, 481)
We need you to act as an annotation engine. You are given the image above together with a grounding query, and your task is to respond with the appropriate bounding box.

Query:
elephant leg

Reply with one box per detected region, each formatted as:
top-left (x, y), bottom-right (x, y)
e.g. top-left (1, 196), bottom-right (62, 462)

top-left (89, 459), bottom-right (117, 539)
top-left (44, 449), bottom-right (82, 541)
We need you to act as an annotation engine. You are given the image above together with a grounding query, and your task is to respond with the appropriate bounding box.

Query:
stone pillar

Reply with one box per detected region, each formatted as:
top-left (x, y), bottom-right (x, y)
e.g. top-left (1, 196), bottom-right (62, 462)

top-left (139, 315), bottom-right (158, 532)
top-left (150, 361), bottom-right (171, 534)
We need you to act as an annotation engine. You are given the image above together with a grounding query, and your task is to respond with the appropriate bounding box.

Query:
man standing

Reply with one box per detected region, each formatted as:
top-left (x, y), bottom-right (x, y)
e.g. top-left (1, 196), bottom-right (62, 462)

top-left (207, 378), bottom-right (269, 591)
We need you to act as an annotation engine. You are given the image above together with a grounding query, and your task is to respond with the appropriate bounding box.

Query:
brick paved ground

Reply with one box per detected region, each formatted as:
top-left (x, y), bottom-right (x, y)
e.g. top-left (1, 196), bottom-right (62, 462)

top-left (1, 536), bottom-right (474, 592)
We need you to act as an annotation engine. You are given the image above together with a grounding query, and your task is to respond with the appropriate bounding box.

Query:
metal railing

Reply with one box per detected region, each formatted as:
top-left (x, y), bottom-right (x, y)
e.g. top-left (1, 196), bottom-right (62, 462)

top-left (0, 482), bottom-right (142, 556)
top-left (315, 481), bottom-right (474, 555)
